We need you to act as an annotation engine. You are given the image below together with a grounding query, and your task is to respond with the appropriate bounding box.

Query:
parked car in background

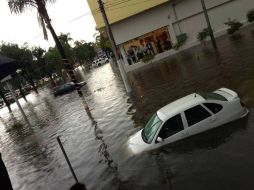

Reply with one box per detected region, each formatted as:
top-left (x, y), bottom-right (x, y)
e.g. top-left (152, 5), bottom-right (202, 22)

top-left (92, 57), bottom-right (108, 67)
top-left (128, 88), bottom-right (249, 154)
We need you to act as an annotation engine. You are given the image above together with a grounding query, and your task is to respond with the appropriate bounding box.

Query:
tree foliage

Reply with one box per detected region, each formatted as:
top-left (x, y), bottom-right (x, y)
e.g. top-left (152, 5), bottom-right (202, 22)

top-left (225, 18), bottom-right (243, 35)
top-left (94, 29), bottom-right (112, 56)
top-left (73, 40), bottom-right (96, 65)
top-left (8, 0), bottom-right (56, 40)
top-left (0, 42), bottom-right (37, 78)
top-left (44, 46), bottom-right (64, 76)
top-left (0, 42), bottom-right (39, 92)
top-left (58, 33), bottom-right (74, 61)
top-left (197, 28), bottom-right (209, 46)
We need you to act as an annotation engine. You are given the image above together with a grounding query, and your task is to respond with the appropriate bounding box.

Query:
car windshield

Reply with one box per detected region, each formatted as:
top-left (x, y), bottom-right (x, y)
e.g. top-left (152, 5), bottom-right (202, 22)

top-left (142, 114), bottom-right (162, 144)
top-left (198, 92), bottom-right (227, 101)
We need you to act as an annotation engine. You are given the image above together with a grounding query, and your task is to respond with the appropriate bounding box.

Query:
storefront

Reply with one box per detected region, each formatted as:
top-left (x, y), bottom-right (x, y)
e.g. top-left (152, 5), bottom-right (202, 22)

top-left (122, 26), bottom-right (172, 64)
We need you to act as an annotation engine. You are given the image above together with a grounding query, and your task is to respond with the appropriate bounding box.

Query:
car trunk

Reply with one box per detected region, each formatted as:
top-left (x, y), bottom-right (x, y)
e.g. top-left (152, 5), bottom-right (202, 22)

top-left (214, 88), bottom-right (238, 101)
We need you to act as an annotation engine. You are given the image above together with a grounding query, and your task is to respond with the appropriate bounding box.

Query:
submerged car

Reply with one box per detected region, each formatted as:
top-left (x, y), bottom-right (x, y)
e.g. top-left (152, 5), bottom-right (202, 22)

top-left (128, 88), bottom-right (249, 154)
top-left (53, 81), bottom-right (86, 97)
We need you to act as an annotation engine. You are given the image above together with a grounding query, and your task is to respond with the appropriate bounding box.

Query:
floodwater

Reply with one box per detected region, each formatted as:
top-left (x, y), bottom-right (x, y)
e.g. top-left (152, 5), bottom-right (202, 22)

top-left (1, 26), bottom-right (254, 190)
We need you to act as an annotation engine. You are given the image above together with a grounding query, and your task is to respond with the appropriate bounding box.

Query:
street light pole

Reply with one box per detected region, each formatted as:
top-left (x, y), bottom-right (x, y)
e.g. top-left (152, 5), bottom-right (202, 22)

top-left (97, 0), bottom-right (131, 93)
top-left (201, 0), bottom-right (218, 51)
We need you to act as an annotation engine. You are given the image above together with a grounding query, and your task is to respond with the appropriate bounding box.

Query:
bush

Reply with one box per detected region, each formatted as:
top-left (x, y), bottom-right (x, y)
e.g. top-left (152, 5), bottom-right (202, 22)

top-left (197, 28), bottom-right (209, 46)
top-left (6, 122), bottom-right (23, 132)
top-left (224, 18), bottom-right (243, 35)
top-left (247, 9), bottom-right (254, 23)
top-left (11, 122), bottom-right (23, 129)
top-left (142, 54), bottom-right (154, 63)
top-left (173, 33), bottom-right (187, 50)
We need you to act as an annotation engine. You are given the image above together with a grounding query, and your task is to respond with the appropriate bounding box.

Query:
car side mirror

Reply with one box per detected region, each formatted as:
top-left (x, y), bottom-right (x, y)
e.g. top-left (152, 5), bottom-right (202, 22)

top-left (157, 137), bottom-right (163, 143)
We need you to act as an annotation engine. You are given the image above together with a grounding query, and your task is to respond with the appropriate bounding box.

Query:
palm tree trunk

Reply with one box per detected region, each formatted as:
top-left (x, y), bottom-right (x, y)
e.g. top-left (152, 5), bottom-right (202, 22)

top-left (0, 87), bottom-right (11, 112)
top-left (44, 16), bottom-right (90, 112)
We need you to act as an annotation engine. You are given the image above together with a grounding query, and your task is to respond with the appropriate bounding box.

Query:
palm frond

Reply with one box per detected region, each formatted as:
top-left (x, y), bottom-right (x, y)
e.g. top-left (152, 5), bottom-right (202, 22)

top-left (37, 13), bottom-right (48, 40)
top-left (8, 0), bottom-right (37, 14)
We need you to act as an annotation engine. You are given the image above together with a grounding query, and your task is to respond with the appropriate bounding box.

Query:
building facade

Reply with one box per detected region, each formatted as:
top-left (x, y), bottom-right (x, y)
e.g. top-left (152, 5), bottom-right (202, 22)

top-left (88, 0), bottom-right (254, 71)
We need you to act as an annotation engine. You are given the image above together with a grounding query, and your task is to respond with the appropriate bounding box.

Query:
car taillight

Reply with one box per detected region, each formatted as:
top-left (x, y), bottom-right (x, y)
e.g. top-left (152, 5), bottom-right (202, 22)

top-left (240, 101), bottom-right (245, 107)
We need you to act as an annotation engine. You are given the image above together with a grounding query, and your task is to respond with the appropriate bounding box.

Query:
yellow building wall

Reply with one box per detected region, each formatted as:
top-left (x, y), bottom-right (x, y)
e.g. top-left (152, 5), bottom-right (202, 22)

top-left (87, 0), bottom-right (168, 28)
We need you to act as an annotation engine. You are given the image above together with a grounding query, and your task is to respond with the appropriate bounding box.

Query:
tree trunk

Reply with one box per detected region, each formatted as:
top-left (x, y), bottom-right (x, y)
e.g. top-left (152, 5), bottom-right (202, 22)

top-left (49, 74), bottom-right (56, 88)
top-left (17, 83), bottom-right (27, 102)
top-left (21, 70), bottom-right (38, 94)
top-left (0, 86), bottom-right (11, 112)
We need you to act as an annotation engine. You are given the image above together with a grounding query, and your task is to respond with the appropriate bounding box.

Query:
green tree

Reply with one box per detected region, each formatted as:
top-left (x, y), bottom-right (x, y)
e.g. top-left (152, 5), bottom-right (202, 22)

top-left (44, 47), bottom-right (67, 82)
top-left (31, 46), bottom-right (46, 77)
top-left (0, 42), bottom-right (38, 93)
top-left (73, 40), bottom-right (96, 65)
top-left (8, 0), bottom-right (90, 112)
top-left (94, 29), bottom-right (112, 57)
top-left (32, 46), bottom-right (57, 86)
top-left (58, 33), bottom-right (74, 62)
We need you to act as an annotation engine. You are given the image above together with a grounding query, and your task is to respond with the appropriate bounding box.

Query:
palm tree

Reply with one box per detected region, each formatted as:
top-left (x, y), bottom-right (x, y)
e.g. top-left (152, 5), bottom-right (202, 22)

top-left (8, 0), bottom-right (90, 112)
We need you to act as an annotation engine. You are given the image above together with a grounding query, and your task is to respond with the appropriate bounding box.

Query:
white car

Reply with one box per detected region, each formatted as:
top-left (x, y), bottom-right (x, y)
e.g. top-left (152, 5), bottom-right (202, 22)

top-left (92, 57), bottom-right (108, 67)
top-left (128, 88), bottom-right (249, 154)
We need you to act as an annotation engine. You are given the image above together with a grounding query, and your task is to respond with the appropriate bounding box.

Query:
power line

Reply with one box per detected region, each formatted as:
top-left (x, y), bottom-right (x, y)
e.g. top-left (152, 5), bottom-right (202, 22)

top-left (30, 0), bottom-right (152, 40)
top-left (96, 0), bottom-right (153, 26)
top-left (65, 0), bottom-right (133, 24)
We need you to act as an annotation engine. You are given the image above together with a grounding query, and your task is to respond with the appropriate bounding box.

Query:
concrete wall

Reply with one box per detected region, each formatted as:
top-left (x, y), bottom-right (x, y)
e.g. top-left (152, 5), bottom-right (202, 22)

top-left (111, 0), bottom-right (254, 46)
top-left (111, 3), bottom-right (172, 45)
top-left (171, 0), bottom-right (254, 45)
top-left (87, 0), bottom-right (168, 28)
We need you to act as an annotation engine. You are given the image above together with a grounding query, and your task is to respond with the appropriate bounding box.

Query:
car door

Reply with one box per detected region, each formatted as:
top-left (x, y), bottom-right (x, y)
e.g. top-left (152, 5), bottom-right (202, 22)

top-left (154, 114), bottom-right (186, 145)
top-left (203, 103), bottom-right (223, 125)
top-left (183, 104), bottom-right (214, 136)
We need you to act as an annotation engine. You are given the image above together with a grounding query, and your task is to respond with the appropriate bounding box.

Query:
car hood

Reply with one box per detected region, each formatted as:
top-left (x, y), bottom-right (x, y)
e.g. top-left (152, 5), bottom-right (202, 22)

top-left (127, 130), bottom-right (151, 155)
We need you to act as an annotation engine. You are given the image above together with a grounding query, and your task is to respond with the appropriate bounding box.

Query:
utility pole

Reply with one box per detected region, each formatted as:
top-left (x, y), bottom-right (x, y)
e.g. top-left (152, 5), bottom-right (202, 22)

top-left (97, 0), bottom-right (131, 93)
top-left (201, 0), bottom-right (218, 51)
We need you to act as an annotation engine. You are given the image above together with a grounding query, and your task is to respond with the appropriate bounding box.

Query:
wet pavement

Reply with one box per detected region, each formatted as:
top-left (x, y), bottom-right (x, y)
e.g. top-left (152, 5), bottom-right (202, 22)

top-left (0, 25), bottom-right (254, 190)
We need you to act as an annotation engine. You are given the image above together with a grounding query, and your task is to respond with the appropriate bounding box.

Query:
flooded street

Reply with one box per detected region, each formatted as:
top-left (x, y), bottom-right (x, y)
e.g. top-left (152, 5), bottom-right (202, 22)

top-left (1, 26), bottom-right (254, 190)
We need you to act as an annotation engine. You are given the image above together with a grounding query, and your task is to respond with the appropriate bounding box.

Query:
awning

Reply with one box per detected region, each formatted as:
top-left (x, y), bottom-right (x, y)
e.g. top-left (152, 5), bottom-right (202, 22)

top-left (0, 55), bottom-right (19, 80)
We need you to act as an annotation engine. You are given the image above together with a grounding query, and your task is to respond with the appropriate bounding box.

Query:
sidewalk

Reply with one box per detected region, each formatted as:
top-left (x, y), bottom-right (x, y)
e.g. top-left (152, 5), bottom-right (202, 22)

top-left (125, 24), bottom-right (254, 73)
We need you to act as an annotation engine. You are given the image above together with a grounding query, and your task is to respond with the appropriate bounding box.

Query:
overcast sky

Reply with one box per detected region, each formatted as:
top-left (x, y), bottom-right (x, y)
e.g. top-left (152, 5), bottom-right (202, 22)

top-left (0, 0), bottom-right (97, 49)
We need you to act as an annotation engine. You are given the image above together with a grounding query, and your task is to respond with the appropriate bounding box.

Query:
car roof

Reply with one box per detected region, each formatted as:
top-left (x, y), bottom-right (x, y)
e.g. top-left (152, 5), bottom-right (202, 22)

top-left (157, 93), bottom-right (205, 121)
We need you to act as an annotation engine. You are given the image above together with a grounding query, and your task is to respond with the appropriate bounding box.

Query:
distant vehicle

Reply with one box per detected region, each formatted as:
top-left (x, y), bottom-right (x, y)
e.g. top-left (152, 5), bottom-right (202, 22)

top-left (128, 88), bottom-right (249, 154)
top-left (53, 81), bottom-right (86, 97)
top-left (92, 57), bottom-right (108, 67)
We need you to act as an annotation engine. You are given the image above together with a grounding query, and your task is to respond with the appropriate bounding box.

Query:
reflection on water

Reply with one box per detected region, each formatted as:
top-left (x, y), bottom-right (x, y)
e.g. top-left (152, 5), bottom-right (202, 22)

top-left (0, 26), bottom-right (254, 190)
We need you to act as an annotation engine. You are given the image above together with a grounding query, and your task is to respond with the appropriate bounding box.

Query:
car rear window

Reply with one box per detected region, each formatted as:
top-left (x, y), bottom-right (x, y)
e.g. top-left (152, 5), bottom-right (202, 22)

top-left (198, 92), bottom-right (227, 101)
top-left (204, 103), bottom-right (223, 114)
